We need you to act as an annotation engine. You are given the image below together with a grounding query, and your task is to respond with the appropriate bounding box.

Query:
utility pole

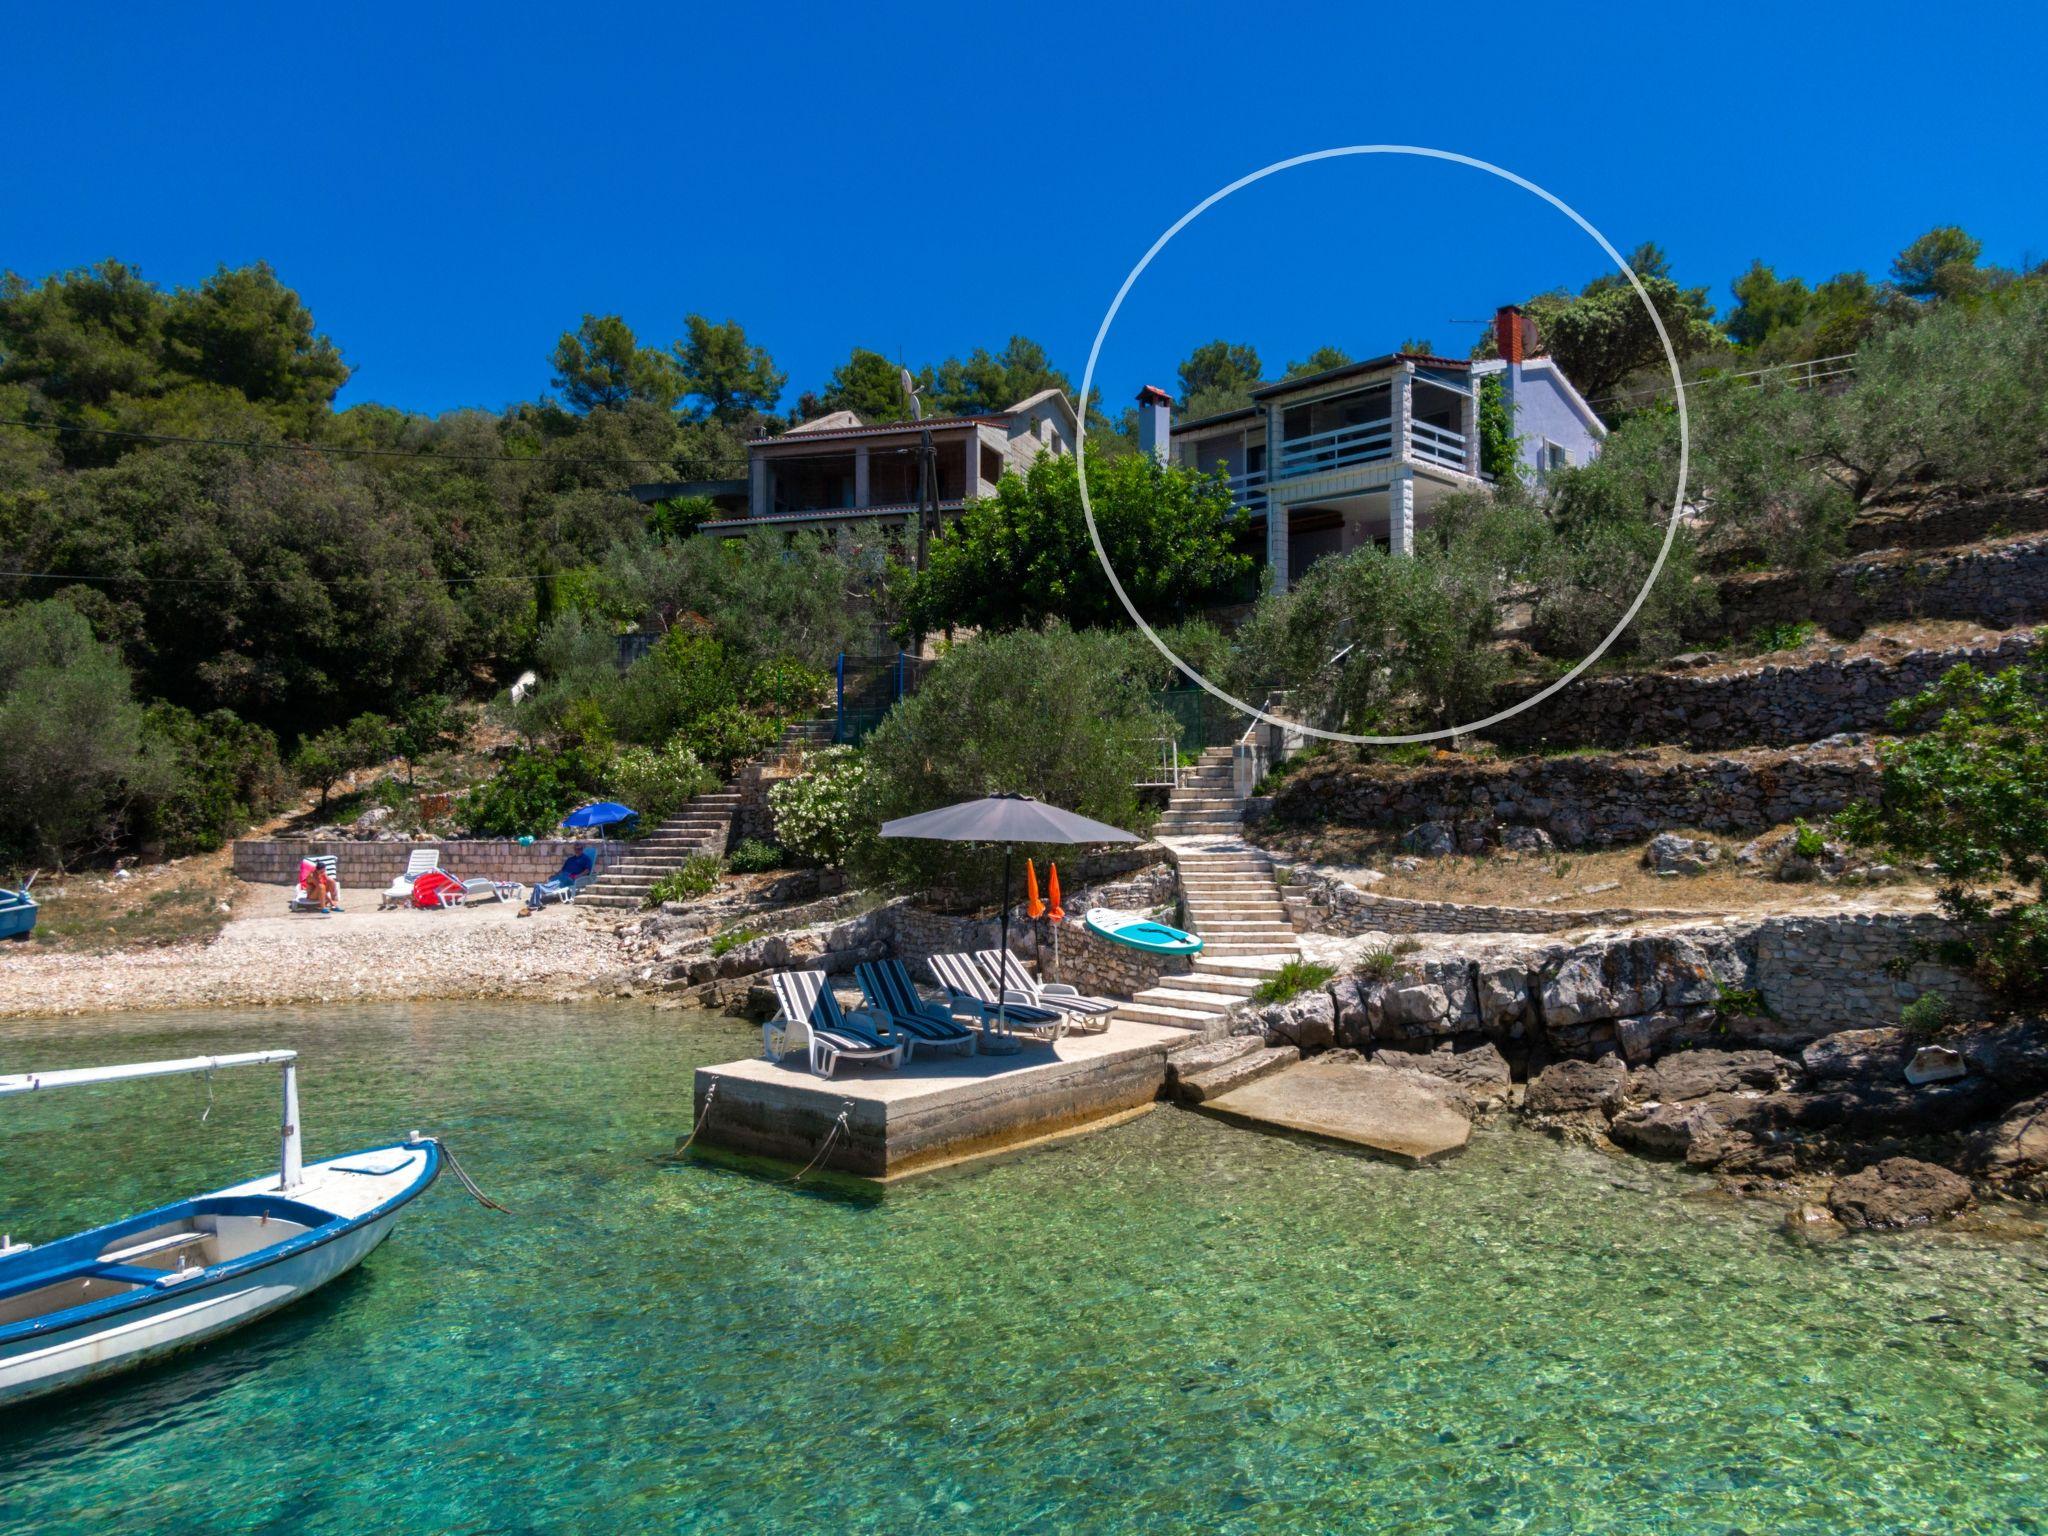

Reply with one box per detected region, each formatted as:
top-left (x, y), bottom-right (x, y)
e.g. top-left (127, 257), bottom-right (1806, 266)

top-left (902, 367), bottom-right (939, 574)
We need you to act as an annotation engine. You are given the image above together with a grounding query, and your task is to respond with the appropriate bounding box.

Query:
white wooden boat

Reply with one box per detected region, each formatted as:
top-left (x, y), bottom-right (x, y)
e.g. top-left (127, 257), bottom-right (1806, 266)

top-left (0, 1051), bottom-right (440, 1407)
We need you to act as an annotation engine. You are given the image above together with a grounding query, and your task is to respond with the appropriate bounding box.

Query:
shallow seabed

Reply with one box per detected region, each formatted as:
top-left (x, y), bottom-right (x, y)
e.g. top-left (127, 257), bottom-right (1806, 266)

top-left (1, 1001), bottom-right (2044, 1535)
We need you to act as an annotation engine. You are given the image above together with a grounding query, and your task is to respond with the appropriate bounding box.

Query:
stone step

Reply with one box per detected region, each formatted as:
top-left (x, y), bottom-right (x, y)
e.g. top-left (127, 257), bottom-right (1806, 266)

top-left (1113, 1001), bottom-right (1220, 1029)
top-left (1199, 941), bottom-right (1300, 957)
top-left (1175, 1044), bottom-right (1301, 1104)
top-left (1171, 972), bottom-right (1265, 996)
top-left (1194, 920), bottom-right (1296, 933)
top-left (1132, 986), bottom-right (1238, 1015)
top-left (1192, 954), bottom-right (1292, 975)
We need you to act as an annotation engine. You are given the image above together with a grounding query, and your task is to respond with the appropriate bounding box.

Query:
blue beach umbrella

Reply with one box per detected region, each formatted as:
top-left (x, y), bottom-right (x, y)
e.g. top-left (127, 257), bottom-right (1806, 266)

top-left (560, 801), bottom-right (637, 829)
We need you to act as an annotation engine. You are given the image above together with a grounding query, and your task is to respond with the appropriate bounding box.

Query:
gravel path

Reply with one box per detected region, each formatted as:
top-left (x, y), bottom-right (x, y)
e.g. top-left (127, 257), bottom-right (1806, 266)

top-left (0, 884), bottom-right (633, 1017)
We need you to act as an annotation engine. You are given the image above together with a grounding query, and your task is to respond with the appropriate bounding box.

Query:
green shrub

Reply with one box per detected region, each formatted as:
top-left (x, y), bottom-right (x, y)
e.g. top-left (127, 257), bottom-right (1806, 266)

top-left (1250, 960), bottom-right (1336, 1005)
top-left (744, 657), bottom-right (830, 716)
top-left (709, 926), bottom-right (762, 957)
top-left (725, 838), bottom-right (784, 873)
top-left (769, 746), bottom-right (877, 870)
top-left (0, 600), bottom-right (158, 863)
top-left (603, 740), bottom-right (717, 825)
top-left (1749, 620), bottom-right (1816, 653)
top-left (291, 712), bottom-right (396, 808)
top-left (134, 705), bottom-right (290, 856)
top-left (1354, 939), bottom-right (1421, 982)
top-left (458, 750), bottom-right (595, 838)
top-left (855, 626), bottom-right (1169, 886)
top-left (683, 703), bottom-right (780, 776)
top-left (1899, 992), bottom-right (1953, 1035)
top-left (1838, 660), bottom-right (2048, 1003)
top-left (646, 853), bottom-right (724, 906)
top-left (1791, 819), bottom-right (1827, 859)
top-left (1715, 985), bottom-right (1770, 1018)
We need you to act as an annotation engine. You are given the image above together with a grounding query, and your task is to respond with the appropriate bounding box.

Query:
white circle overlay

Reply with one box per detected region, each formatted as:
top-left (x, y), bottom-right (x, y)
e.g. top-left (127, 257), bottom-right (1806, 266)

top-left (1075, 145), bottom-right (1691, 745)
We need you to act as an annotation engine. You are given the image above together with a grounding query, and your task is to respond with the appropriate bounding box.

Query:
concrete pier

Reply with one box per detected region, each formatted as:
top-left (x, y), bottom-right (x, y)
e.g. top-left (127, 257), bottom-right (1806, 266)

top-left (691, 1020), bottom-right (1186, 1179)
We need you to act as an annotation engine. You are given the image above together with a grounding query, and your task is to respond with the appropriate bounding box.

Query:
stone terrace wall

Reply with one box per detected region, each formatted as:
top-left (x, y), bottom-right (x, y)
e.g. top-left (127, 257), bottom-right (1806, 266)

top-left (1270, 739), bottom-right (1881, 850)
top-left (1845, 488), bottom-right (2048, 554)
top-left (1277, 863), bottom-right (1694, 935)
top-left (1039, 916), bottom-right (1191, 998)
top-left (233, 838), bottom-right (594, 887)
top-left (1716, 534), bottom-right (2048, 638)
top-left (1482, 632), bottom-right (2035, 752)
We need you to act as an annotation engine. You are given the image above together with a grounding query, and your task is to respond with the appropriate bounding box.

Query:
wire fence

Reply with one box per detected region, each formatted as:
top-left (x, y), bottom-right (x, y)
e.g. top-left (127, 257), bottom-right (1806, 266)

top-left (834, 653), bottom-right (934, 745)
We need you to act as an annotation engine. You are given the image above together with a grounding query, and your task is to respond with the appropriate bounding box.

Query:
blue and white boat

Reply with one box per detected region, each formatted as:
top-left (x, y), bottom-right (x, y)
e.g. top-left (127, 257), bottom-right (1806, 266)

top-left (0, 880), bottom-right (35, 941)
top-left (0, 1051), bottom-right (440, 1408)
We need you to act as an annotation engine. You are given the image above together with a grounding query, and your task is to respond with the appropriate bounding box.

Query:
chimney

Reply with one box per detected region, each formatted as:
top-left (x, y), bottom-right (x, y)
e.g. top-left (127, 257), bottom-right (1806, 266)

top-left (1135, 384), bottom-right (1173, 466)
top-left (1493, 304), bottom-right (1527, 365)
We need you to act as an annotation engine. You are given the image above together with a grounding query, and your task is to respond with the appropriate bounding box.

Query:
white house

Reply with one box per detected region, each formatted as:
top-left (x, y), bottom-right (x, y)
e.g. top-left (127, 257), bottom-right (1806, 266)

top-left (698, 388), bottom-right (1078, 538)
top-left (1153, 306), bottom-right (1604, 591)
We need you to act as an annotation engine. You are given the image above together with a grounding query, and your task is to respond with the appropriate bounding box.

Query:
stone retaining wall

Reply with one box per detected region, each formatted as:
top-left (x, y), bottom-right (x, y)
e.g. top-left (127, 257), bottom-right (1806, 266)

top-left (1844, 489), bottom-right (2048, 555)
top-left (233, 838), bottom-right (594, 887)
top-left (1270, 739), bottom-right (1881, 849)
top-left (1040, 917), bottom-right (1191, 997)
top-left (1482, 632), bottom-right (2035, 752)
top-left (1716, 534), bottom-right (2048, 637)
top-left (1278, 863), bottom-right (1695, 935)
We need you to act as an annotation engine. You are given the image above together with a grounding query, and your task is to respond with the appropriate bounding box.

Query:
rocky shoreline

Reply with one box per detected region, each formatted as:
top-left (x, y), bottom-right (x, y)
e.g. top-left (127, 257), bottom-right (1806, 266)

top-left (1223, 924), bottom-right (2045, 1229)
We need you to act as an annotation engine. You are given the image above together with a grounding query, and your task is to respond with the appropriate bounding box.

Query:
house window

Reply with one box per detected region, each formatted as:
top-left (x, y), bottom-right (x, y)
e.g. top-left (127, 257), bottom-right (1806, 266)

top-left (981, 445), bottom-right (1004, 485)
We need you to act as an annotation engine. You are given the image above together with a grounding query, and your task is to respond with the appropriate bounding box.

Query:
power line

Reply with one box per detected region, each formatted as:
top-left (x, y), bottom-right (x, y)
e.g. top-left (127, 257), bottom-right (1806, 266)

top-left (0, 415), bottom-right (744, 474)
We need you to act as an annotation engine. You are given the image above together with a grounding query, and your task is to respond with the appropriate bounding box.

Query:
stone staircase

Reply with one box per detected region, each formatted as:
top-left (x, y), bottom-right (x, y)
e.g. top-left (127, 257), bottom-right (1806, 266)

top-left (1108, 842), bottom-right (1302, 1032)
top-left (577, 788), bottom-right (741, 910)
top-left (1153, 746), bottom-right (1243, 836)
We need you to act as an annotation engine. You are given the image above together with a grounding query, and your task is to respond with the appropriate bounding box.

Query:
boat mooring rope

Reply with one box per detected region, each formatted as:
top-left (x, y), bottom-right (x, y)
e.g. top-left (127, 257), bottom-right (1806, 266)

top-left (787, 1105), bottom-right (853, 1184)
top-left (672, 1081), bottom-right (719, 1155)
top-left (435, 1138), bottom-right (511, 1213)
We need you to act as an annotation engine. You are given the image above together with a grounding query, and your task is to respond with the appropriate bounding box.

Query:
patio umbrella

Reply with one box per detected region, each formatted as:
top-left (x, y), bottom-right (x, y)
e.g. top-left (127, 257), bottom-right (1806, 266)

top-left (879, 794), bottom-right (1137, 1048)
top-left (560, 800), bottom-right (638, 863)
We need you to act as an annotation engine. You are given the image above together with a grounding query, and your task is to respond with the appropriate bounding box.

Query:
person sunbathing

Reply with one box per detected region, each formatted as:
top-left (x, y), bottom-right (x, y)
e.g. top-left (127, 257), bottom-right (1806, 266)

top-left (520, 845), bottom-right (594, 914)
top-left (305, 863), bottom-right (341, 913)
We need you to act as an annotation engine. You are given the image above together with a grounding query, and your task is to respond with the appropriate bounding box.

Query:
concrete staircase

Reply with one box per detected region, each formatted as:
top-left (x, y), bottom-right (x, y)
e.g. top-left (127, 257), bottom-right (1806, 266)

top-left (577, 788), bottom-right (741, 910)
top-left (1106, 845), bottom-right (1303, 1031)
top-left (1153, 746), bottom-right (1243, 837)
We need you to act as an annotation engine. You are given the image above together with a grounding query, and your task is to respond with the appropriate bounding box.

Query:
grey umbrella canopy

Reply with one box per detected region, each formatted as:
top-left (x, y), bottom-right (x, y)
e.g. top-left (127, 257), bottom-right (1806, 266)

top-left (880, 794), bottom-right (1138, 1044)
top-left (879, 794), bottom-right (1140, 847)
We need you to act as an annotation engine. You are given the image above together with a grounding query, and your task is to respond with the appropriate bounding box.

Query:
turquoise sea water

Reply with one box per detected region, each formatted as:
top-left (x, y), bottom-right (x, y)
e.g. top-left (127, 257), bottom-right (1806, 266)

top-left (2, 1000), bottom-right (2046, 1534)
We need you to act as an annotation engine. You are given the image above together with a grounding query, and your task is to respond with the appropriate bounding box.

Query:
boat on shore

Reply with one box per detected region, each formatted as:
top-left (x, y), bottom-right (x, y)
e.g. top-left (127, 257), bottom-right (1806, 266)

top-left (1084, 907), bottom-right (1203, 956)
top-left (0, 878), bottom-right (36, 941)
top-left (0, 1050), bottom-right (440, 1408)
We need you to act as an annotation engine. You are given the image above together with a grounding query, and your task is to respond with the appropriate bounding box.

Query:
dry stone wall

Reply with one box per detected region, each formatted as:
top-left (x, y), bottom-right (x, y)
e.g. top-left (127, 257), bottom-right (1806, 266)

top-left (1716, 534), bottom-right (2048, 637)
top-left (1277, 862), bottom-right (1694, 935)
top-left (1270, 738), bottom-right (1882, 849)
top-left (1483, 632), bottom-right (2035, 753)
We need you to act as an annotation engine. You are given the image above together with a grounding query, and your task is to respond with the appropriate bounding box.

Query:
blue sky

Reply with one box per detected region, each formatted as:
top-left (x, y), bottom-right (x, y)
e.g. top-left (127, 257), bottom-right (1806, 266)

top-left (7, 1), bottom-right (2044, 419)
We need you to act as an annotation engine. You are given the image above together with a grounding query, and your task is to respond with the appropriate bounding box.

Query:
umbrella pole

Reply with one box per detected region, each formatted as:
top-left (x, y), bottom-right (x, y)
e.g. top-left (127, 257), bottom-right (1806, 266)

top-left (995, 843), bottom-right (1011, 1041)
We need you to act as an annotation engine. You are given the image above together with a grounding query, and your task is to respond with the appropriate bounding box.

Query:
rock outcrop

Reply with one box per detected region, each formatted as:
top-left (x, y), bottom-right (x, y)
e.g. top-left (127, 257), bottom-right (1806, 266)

top-left (1827, 1158), bottom-right (1975, 1229)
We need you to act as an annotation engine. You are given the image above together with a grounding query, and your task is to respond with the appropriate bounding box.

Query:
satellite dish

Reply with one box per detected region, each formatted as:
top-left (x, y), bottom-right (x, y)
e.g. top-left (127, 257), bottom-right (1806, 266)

top-left (900, 367), bottom-right (923, 421)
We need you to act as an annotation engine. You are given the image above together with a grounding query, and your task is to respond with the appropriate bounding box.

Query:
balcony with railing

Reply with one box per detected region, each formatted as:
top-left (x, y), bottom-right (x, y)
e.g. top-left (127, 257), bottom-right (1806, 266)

top-left (1270, 416), bottom-right (1470, 481)
top-left (1411, 418), bottom-right (1468, 470)
top-left (1220, 466), bottom-right (1268, 516)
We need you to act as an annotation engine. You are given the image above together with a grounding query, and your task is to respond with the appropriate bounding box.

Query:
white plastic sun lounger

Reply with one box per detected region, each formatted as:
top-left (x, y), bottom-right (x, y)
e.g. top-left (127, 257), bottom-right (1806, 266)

top-left (929, 952), bottom-right (1066, 1040)
top-left (377, 848), bottom-right (443, 910)
top-left (977, 949), bottom-right (1118, 1028)
top-left (765, 971), bottom-right (908, 1078)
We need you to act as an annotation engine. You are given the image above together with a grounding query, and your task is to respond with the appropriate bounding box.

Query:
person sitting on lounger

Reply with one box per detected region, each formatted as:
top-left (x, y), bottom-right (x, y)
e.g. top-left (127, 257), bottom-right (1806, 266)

top-left (303, 861), bottom-right (341, 913)
top-left (521, 845), bottom-right (595, 913)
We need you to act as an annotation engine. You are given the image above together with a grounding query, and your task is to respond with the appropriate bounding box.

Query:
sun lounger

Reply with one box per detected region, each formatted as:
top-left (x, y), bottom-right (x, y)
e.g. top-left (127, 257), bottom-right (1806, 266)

top-left (288, 855), bottom-right (340, 914)
top-left (977, 949), bottom-right (1118, 1029)
top-left (453, 874), bottom-right (521, 903)
top-left (765, 970), bottom-right (909, 1078)
top-left (854, 960), bottom-right (977, 1056)
top-left (928, 952), bottom-right (1067, 1040)
top-left (377, 849), bottom-right (443, 910)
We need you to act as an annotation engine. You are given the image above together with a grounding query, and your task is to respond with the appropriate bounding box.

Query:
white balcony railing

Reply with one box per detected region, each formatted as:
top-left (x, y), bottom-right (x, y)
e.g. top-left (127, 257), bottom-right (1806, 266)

top-left (1220, 467), bottom-right (1267, 515)
top-left (1274, 419), bottom-right (1392, 479)
top-left (1412, 419), bottom-right (1469, 469)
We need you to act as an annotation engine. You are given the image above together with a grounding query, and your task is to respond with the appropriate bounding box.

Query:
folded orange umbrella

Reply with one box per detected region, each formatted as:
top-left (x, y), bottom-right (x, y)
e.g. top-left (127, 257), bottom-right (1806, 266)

top-left (1024, 858), bottom-right (1045, 918)
top-left (1046, 862), bottom-right (1064, 923)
